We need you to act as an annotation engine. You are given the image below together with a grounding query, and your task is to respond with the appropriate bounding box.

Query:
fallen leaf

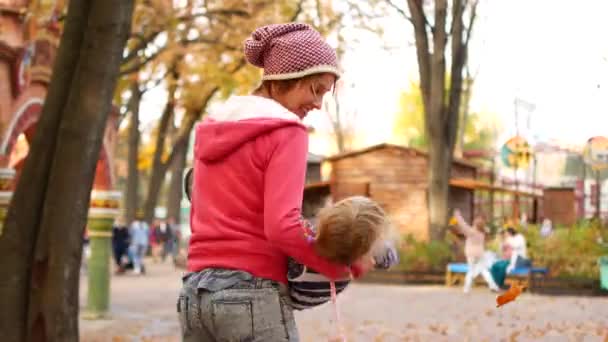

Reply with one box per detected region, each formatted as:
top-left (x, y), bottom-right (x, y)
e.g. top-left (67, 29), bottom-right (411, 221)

top-left (509, 331), bottom-right (520, 342)
top-left (496, 283), bottom-right (525, 308)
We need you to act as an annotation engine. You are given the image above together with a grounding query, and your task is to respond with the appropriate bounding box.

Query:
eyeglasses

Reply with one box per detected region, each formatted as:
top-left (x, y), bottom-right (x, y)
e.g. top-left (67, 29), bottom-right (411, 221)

top-left (309, 80), bottom-right (335, 101)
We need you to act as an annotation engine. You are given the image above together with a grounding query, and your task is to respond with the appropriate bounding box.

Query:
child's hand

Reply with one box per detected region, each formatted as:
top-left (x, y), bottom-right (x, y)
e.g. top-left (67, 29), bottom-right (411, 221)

top-left (373, 243), bottom-right (399, 269)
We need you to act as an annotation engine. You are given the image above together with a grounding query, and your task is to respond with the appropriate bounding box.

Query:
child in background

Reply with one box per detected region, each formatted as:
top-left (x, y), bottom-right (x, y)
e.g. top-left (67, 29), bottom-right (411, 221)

top-left (453, 209), bottom-right (500, 293)
top-left (287, 196), bottom-right (399, 310)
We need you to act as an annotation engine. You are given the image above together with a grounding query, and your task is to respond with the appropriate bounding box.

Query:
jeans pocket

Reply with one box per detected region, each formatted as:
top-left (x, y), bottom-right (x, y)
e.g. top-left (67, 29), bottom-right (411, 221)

top-left (278, 294), bottom-right (299, 341)
top-left (177, 295), bottom-right (190, 334)
top-left (211, 299), bottom-right (254, 341)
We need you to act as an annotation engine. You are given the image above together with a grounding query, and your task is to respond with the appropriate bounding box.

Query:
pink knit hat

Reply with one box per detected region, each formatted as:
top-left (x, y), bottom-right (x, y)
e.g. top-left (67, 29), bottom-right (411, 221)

top-left (244, 23), bottom-right (341, 81)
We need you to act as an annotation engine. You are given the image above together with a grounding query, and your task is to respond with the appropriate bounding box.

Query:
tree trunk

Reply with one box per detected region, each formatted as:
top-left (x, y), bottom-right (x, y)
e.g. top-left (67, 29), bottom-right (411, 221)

top-left (125, 81), bottom-right (142, 224)
top-left (0, 0), bottom-right (91, 339)
top-left (28, 1), bottom-right (134, 340)
top-left (407, 0), bottom-right (474, 240)
top-left (142, 64), bottom-right (179, 223)
top-left (166, 139), bottom-right (188, 223)
top-left (0, 0), bottom-right (134, 340)
top-left (427, 140), bottom-right (452, 241)
top-left (457, 72), bottom-right (473, 156)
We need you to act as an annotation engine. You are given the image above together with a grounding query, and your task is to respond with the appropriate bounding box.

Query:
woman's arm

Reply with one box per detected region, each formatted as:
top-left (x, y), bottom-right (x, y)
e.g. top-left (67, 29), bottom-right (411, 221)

top-left (263, 126), bottom-right (349, 280)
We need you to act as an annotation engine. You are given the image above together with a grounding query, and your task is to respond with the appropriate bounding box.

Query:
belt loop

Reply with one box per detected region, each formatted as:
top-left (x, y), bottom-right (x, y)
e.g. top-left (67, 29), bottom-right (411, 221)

top-left (254, 277), bottom-right (262, 289)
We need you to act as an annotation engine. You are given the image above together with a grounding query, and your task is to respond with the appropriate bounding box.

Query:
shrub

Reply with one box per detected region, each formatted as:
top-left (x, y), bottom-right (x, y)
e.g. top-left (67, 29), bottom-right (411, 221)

top-left (396, 234), bottom-right (454, 272)
top-left (524, 221), bottom-right (608, 278)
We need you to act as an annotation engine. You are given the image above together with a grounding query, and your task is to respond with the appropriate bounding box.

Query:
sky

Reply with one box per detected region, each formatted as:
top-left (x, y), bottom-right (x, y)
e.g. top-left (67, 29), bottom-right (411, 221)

top-left (303, 0), bottom-right (608, 154)
top-left (140, 0), bottom-right (608, 156)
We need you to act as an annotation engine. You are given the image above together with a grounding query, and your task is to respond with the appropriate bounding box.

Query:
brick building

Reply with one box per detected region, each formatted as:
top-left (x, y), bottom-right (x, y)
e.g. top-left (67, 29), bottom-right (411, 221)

top-left (0, 1), bottom-right (117, 190)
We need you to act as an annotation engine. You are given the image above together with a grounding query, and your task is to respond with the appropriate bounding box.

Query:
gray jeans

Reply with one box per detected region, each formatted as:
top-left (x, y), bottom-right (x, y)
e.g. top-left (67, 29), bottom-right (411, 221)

top-left (177, 268), bottom-right (299, 341)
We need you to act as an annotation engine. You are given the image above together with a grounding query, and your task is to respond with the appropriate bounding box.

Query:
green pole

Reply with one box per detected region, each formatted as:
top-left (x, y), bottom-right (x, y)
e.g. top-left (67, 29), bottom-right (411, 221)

top-left (83, 190), bottom-right (121, 320)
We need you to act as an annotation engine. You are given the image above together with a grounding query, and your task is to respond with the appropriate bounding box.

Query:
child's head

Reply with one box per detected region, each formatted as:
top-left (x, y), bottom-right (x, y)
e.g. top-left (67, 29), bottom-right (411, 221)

top-left (313, 196), bottom-right (390, 265)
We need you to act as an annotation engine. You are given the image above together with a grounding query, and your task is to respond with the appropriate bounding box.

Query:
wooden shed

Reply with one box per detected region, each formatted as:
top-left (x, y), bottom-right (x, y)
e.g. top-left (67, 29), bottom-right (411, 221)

top-left (543, 187), bottom-right (577, 226)
top-left (325, 143), bottom-right (478, 241)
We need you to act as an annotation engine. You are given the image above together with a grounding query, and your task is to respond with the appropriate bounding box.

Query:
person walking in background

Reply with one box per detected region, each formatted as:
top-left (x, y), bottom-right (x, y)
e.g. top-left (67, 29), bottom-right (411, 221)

top-left (164, 217), bottom-right (178, 262)
top-left (149, 219), bottom-right (163, 263)
top-left (453, 209), bottom-right (500, 293)
top-left (111, 217), bottom-right (131, 274)
top-left (129, 217), bottom-right (149, 275)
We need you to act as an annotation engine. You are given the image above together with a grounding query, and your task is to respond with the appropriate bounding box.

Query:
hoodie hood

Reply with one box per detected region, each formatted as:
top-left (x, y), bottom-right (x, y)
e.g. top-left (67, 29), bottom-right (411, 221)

top-left (195, 96), bottom-right (305, 162)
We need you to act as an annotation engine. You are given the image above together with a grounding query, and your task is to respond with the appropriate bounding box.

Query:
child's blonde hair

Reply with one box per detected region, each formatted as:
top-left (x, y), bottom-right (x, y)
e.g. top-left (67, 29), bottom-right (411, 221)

top-left (314, 196), bottom-right (390, 265)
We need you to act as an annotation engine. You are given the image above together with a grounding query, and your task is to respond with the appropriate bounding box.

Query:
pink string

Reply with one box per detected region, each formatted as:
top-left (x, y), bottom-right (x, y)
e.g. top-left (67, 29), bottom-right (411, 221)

top-left (330, 280), bottom-right (346, 342)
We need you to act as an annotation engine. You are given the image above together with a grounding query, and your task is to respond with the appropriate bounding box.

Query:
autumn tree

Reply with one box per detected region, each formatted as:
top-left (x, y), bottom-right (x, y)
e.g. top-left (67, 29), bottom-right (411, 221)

top-left (139, 0), bottom-right (310, 222)
top-left (385, 0), bottom-right (479, 240)
top-left (392, 80), bottom-right (496, 152)
top-left (0, 1), bottom-right (134, 340)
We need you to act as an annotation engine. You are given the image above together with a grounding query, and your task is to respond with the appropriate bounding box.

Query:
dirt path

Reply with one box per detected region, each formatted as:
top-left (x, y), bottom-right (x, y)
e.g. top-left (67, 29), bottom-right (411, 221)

top-left (79, 260), bottom-right (608, 341)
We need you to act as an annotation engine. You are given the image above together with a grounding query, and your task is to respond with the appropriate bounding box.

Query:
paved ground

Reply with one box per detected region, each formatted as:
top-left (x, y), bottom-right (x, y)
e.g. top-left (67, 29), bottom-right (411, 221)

top-left (80, 260), bottom-right (608, 341)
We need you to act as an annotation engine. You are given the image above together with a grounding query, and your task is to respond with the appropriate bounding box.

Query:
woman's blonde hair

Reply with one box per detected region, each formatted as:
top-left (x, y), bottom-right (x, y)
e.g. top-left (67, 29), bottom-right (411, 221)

top-left (314, 196), bottom-right (390, 265)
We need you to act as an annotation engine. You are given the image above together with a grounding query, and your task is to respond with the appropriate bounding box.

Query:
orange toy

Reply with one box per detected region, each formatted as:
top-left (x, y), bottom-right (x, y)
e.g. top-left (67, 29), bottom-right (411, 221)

top-left (496, 282), bottom-right (525, 308)
top-left (448, 216), bottom-right (458, 226)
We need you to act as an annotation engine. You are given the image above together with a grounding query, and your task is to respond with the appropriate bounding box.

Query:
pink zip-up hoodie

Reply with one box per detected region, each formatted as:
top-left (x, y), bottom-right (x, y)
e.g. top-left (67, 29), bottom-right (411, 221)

top-left (188, 95), bottom-right (349, 284)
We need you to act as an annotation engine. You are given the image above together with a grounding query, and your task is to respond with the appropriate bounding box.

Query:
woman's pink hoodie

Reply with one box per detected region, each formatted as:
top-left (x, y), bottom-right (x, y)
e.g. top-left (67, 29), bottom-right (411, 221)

top-left (188, 95), bottom-right (348, 284)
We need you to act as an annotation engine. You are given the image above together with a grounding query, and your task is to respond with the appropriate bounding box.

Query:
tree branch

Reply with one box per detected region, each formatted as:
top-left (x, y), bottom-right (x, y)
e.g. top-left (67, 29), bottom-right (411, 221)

top-left (464, 0), bottom-right (478, 49)
top-left (122, 6), bottom-right (250, 70)
top-left (165, 57), bottom-right (246, 168)
top-left (141, 69), bottom-right (169, 94)
top-left (176, 8), bottom-right (251, 23)
top-left (446, 0), bottom-right (468, 151)
top-left (122, 30), bottom-right (163, 65)
top-left (119, 35), bottom-right (238, 76)
top-left (407, 0), bottom-right (432, 112)
top-left (386, 0), bottom-right (413, 23)
top-left (429, 0), bottom-right (447, 133)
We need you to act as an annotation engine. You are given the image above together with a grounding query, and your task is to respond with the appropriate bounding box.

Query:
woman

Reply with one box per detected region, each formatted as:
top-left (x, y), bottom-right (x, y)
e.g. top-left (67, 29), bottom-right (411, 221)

top-left (453, 210), bottom-right (500, 293)
top-left (505, 227), bottom-right (531, 273)
top-left (177, 23), bottom-right (365, 341)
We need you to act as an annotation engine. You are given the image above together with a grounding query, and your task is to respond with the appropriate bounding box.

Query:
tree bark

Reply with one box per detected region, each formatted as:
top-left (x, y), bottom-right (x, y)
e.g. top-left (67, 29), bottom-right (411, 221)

top-left (0, 0), bottom-right (91, 339)
top-left (0, 0), bottom-right (134, 341)
top-left (125, 81), bottom-right (142, 224)
top-left (427, 0), bottom-right (450, 241)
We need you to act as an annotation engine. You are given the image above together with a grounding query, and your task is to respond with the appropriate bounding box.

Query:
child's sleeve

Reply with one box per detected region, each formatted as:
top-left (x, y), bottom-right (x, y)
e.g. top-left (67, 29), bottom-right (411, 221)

top-left (373, 240), bottom-right (400, 270)
top-left (454, 212), bottom-right (475, 237)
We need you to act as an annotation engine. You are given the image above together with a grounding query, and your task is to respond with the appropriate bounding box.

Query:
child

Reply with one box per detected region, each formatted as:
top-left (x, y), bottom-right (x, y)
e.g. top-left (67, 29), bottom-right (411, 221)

top-left (453, 209), bottom-right (500, 293)
top-left (287, 196), bottom-right (399, 310)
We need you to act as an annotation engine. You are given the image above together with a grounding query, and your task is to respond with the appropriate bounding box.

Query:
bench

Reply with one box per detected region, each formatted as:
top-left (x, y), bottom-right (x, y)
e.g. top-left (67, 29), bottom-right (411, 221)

top-left (445, 262), bottom-right (548, 290)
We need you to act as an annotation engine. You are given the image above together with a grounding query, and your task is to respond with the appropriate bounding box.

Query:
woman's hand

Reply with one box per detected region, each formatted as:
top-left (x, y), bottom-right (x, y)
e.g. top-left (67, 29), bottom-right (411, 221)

top-left (350, 255), bottom-right (375, 279)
